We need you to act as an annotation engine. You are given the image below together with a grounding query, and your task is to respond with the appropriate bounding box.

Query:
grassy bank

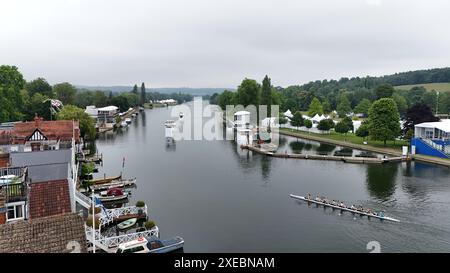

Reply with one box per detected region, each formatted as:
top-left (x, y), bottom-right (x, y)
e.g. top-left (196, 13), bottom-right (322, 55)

top-left (279, 128), bottom-right (406, 156)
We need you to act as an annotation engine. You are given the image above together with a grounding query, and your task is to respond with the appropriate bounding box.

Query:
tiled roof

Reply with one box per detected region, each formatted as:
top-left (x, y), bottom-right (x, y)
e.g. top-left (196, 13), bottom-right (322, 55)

top-left (0, 213), bottom-right (86, 253)
top-left (0, 153), bottom-right (8, 168)
top-left (29, 179), bottom-right (72, 219)
top-left (0, 117), bottom-right (80, 144)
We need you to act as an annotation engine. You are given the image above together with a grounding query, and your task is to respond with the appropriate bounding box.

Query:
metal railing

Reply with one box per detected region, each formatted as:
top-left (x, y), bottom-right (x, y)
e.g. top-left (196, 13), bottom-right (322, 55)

top-left (421, 138), bottom-right (450, 155)
top-left (98, 205), bottom-right (148, 227)
top-left (4, 183), bottom-right (27, 201)
top-left (85, 225), bottom-right (159, 252)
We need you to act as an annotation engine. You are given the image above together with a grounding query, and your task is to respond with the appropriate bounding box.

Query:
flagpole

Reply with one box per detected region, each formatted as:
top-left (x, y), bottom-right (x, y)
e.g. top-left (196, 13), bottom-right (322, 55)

top-left (91, 188), bottom-right (96, 253)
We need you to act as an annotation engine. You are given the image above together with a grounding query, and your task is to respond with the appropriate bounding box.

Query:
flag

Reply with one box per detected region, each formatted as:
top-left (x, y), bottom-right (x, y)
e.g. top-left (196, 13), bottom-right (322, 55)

top-left (94, 197), bottom-right (108, 215)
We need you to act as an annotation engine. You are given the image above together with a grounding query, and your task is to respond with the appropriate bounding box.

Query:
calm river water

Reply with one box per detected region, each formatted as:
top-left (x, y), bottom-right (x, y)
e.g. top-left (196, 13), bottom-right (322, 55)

top-left (96, 103), bottom-right (450, 252)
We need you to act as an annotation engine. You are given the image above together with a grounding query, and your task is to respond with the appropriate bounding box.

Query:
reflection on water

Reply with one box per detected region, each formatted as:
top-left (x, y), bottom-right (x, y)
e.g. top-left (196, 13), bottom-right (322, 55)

top-left (365, 164), bottom-right (398, 200)
top-left (289, 140), bottom-right (305, 154)
top-left (94, 103), bottom-right (450, 252)
top-left (316, 143), bottom-right (335, 155)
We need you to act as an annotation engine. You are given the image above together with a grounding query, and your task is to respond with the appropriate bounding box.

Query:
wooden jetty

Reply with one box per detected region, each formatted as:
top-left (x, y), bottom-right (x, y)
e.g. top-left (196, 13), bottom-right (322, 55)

top-left (241, 145), bottom-right (409, 165)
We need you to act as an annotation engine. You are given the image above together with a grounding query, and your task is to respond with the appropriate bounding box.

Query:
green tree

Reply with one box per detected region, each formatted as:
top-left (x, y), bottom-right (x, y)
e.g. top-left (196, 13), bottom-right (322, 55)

top-left (54, 82), bottom-right (77, 105)
top-left (304, 119), bottom-right (313, 131)
top-left (335, 120), bottom-right (351, 139)
top-left (317, 118), bottom-right (334, 131)
top-left (217, 90), bottom-right (236, 110)
top-left (307, 97), bottom-right (323, 117)
top-left (237, 78), bottom-right (260, 107)
top-left (108, 95), bottom-right (130, 112)
top-left (355, 122), bottom-right (369, 140)
top-left (375, 84), bottom-right (394, 99)
top-left (56, 105), bottom-right (96, 140)
top-left (140, 82), bottom-right (146, 106)
top-left (0, 65), bottom-right (25, 122)
top-left (392, 93), bottom-right (408, 116)
top-left (26, 77), bottom-right (53, 97)
top-left (322, 99), bottom-right (332, 114)
top-left (290, 111), bottom-right (304, 130)
top-left (337, 93), bottom-right (352, 118)
top-left (368, 98), bottom-right (401, 145)
top-left (132, 84), bottom-right (138, 94)
top-left (340, 116), bottom-right (354, 132)
top-left (260, 75), bottom-right (273, 117)
top-left (25, 93), bottom-right (52, 120)
top-left (354, 98), bottom-right (371, 116)
top-left (278, 112), bottom-right (288, 125)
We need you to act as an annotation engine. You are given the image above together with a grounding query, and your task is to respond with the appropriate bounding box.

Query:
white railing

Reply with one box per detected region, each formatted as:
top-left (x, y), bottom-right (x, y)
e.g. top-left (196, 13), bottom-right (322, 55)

top-left (98, 205), bottom-right (148, 227)
top-left (75, 191), bottom-right (91, 209)
top-left (421, 138), bottom-right (450, 155)
top-left (85, 225), bottom-right (159, 252)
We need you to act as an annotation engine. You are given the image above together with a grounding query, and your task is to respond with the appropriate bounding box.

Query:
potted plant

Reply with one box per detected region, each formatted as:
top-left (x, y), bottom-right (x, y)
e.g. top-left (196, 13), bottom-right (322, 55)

top-left (85, 217), bottom-right (101, 229)
top-left (88, 206), bottom-right (102, 215)
top-left (144, 220), bottom-right (156, 230)
top-left (136, 201), bottom-right (145, 214)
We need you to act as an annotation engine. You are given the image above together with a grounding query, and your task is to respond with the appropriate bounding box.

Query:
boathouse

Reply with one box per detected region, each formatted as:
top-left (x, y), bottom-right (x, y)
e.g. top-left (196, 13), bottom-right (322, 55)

top-left (411, 119), bottom-right (450, 158)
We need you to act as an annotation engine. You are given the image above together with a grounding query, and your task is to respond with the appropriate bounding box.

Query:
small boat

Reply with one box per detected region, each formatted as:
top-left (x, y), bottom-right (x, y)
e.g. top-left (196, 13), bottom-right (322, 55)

top-left (91, 175), bottom-right (122, 185)
top-left (121, 121), bottom-right (128, 128)
top-left (116, 236), bottom-right (184, 253)
top-left (95, 187), bottom-right (128, 202)
top-left (125, 118), bottom-right (132, 124)
top-left (117, 218), bottom-right (137, 230)
top-left (90, 178), bottom-right (137, 191)
top-left (179, 112), bottom-right (184, 118)
top-left (289, 194), bottom-right (400, 223)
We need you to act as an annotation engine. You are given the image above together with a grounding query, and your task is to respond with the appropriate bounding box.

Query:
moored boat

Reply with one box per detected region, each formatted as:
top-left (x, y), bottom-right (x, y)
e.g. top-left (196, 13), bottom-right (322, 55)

top-left (91, 175), bottom-right (122, 185)
top-left (125, 118), bottom-right (132, 124)
top-left (117, 218), bottom-right (137, 230)
top-left (90, 178), bottom-right (137, 191)
top-left (289, 194), bottom-right (400, 223)
top-left (95, 187), bottom-right (128, 202)
top-left (116, 236), bottom-right (184, 253)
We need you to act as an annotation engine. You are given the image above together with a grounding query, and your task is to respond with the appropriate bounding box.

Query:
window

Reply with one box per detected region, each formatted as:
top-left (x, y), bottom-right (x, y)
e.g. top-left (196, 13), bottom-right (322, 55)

top-left (6, 202), bottom-right (25, 222)
top-left (425, 130), bottom-right (433, 139)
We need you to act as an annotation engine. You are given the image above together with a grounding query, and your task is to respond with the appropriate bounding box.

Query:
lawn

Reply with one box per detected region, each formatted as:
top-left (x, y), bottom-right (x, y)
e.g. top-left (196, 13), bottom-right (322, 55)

top-left (395, 82), bottom-right (450, 92)
top-left (280, 128), bottom-right (408, 151)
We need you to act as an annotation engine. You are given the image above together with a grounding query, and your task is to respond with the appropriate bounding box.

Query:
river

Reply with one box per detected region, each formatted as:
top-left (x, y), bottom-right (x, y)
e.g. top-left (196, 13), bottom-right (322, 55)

top-left (95, 102), bottom-right (450, 252)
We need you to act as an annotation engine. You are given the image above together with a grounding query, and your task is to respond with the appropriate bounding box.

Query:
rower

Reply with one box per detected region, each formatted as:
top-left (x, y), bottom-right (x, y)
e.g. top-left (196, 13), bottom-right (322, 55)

top-left (307, 193), bottom-right (311, 200)
top-left (350, 204), bottom-right (356, 210)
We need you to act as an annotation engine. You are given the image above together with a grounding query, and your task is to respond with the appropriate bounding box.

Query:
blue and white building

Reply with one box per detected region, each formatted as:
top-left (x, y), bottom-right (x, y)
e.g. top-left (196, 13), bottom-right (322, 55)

top-left (411, 119), bottom-right (450, 158)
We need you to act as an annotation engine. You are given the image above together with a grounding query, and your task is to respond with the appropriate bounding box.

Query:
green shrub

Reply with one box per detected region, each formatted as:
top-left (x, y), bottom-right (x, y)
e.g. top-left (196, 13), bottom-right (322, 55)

top-left (85, 217), bottom-right (101, 228)
top-left (145, 220), bottom-right (156, 229)
top-left (88, 206), bottom-right (102, 214)
top-left (135, 201), bottom-right (146, 207)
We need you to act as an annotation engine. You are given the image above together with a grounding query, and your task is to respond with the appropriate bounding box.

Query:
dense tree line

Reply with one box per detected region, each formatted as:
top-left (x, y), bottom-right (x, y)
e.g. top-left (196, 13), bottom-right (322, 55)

top-left (0, 66), bottom-right (194, 123)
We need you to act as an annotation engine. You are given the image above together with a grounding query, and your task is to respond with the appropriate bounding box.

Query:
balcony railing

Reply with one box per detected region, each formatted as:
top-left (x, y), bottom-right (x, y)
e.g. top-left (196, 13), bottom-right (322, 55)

top-left (4, 183), bottom-right (27, 201)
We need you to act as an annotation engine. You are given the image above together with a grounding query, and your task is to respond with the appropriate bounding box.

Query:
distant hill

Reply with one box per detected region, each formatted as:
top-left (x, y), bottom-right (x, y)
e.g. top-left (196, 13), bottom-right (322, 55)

top-left (76, 85), bottom-right (232, 96)
top-left (395, 82), bottom-right (450, 92)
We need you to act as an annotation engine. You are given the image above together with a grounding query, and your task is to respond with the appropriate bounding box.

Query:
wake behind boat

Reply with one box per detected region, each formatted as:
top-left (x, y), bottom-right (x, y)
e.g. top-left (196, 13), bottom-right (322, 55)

top-left (290, 194), bottom-right (400, 223)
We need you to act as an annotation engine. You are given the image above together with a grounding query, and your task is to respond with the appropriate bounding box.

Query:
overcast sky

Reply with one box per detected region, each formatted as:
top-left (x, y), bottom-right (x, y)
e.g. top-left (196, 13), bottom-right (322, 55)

top-left (1, 0), bottom-right (450, 88)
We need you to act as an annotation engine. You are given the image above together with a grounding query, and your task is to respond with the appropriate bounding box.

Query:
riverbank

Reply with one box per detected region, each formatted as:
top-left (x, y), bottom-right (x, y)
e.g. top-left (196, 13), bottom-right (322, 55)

top-left (279, 128), bottom-right (450, 167)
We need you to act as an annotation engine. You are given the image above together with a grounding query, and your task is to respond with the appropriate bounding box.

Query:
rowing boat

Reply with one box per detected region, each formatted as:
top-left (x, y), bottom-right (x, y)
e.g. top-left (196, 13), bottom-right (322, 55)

top-left (289, 194), bottom-right (400, 223)
top-left (117, 218), bottom-right (137, 230)
top-left (90, 178), bottom-right (137, 191)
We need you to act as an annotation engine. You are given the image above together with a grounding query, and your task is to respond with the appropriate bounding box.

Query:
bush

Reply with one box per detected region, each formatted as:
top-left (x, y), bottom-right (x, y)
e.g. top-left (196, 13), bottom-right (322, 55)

top-left (304, 119), bottom-right (312, 129)
top-left (145, 220), bottom-right (156, 229)
top-left (88, 206), bottom-right (102, 214)
top-left (86, 217), bottom-right (101, 228)
top-left (317, 119), bottom-right (335, 131)
top-left (136, 201), bottom-right (146, 207)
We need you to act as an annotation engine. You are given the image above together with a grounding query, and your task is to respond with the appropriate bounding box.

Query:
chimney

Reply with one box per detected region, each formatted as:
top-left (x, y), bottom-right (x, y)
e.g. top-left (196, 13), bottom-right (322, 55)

top-left (0, 189), bottom-right (6, 224)
top-left (34, 113), bottom-right (43, 128)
